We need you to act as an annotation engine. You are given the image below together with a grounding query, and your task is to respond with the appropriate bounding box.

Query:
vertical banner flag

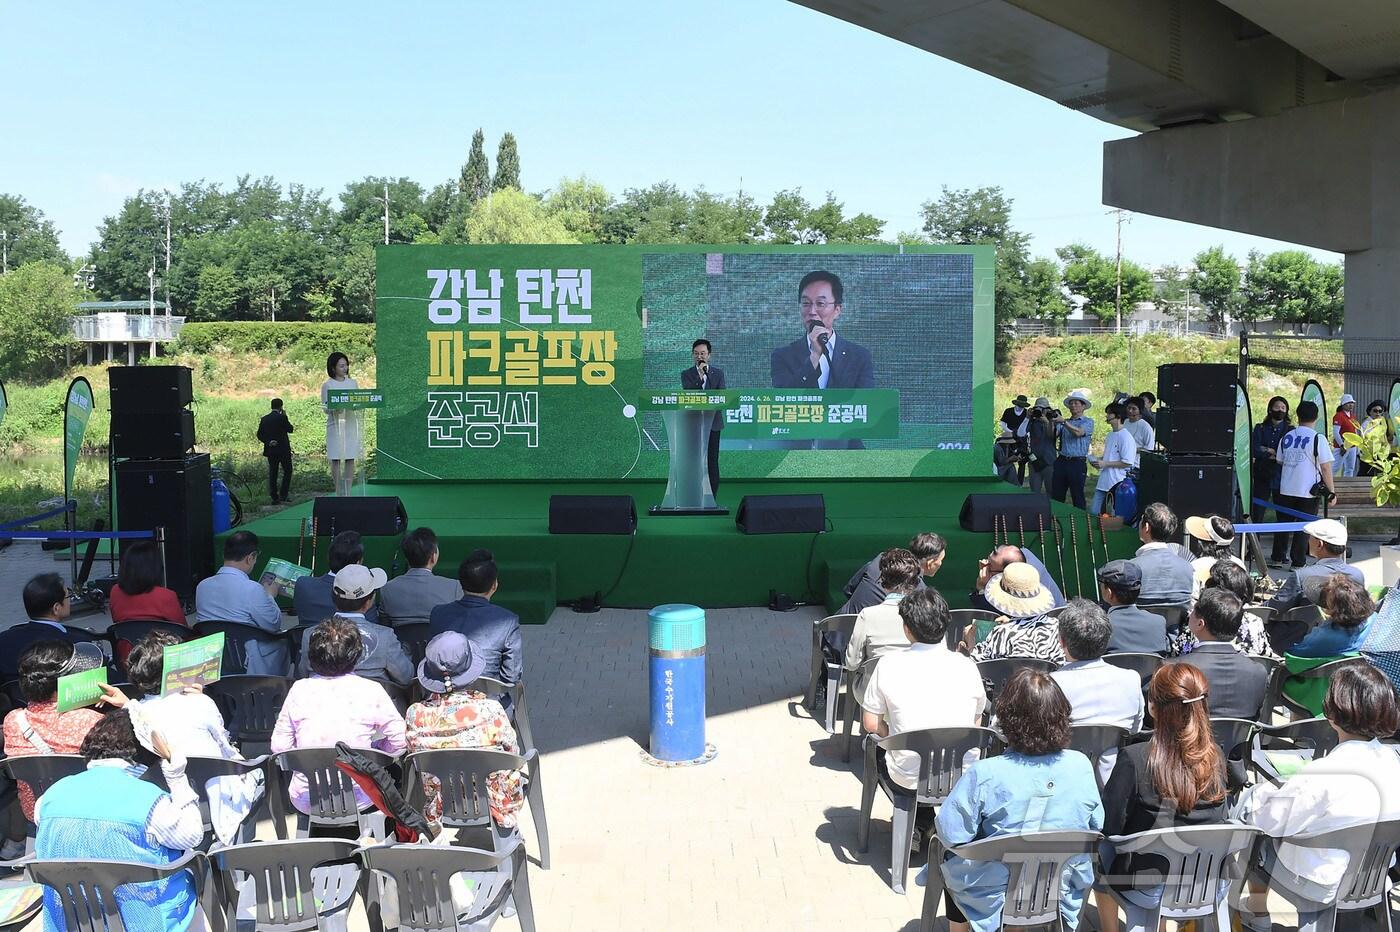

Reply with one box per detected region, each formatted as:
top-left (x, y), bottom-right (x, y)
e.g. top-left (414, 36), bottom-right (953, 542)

top-left (1301, 379), bottom-right (1325, 425)
top-left (0, 379), bottom-right (7, 430)
top-left (1390, 379), bottom-right (1400, 451)
top-left (62, 377), bottom-right (94, 506)
top-left (1234, 383), bottom-right (1252, 521)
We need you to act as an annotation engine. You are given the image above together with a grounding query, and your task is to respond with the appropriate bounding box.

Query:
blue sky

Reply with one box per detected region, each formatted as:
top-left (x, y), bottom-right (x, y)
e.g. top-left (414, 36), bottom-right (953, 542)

top-left (3, 0), bottom-right (1334, 267)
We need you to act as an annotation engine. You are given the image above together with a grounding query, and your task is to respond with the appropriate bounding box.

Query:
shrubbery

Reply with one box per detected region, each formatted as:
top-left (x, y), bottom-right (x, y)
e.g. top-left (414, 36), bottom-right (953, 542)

top-left (176, 322), bottom-right (375, 368)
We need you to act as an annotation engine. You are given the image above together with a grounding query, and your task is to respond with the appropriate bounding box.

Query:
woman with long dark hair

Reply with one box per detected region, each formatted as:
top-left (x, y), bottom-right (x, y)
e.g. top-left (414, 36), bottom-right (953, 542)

top-left (1096, 663), bottom-right (1228, 932)
top-left (321, 351), bottom-right (362, 496)
top-left (109, 540), bottom-right (185, 625)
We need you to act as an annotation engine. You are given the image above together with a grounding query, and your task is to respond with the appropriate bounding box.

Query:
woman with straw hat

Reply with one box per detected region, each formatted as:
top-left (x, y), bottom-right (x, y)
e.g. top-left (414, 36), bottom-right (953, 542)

top-left (969, 563), bottom-right (1064, 663)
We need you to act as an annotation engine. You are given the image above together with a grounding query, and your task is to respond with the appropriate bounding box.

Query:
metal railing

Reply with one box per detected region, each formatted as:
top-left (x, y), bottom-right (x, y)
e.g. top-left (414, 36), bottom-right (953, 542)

top-left (70, 314), bottom-right (186, 342)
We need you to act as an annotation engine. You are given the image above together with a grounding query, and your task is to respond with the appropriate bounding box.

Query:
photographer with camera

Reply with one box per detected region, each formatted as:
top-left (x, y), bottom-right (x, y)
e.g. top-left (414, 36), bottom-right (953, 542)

top-left (1026, 396), bottom-right (1059, 495)
top-left (1276, 400), bottom-right (1338, 568)
top-left (998, 394), bottom-right (1033, 485)
top-left (1050, 390), bottom-right (1096, 509)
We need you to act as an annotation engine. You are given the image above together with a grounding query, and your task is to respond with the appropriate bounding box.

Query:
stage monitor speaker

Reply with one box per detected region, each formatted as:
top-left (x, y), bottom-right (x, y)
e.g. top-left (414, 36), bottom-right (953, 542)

top-left (1154, 407), bottom-right (1234, 456)
top-left (115, 453), bottom-right (213, 603)
top-left (108, 365), bottom-right (194, 413)
top-left (1137, 451), bottom-right (1234, 521)
top-left (112, 408), bottom-right (195, 459)
top-left (958, 493), bottom-right (1054, 533)
top-left (1156, 363), bottom-right (1236, 409)
top-left (311, 496), bottom-right (410, 537)
top-left (548, 495), bottom-right (637, 535)
top-left (735, 494), bottom-right (826, 535)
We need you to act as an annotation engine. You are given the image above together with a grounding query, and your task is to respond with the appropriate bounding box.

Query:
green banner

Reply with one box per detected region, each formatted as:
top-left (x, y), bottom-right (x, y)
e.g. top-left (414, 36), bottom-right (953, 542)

top-left (326, 388), bottom-right (385, 410)
top-left (1302, 379), bottom-right (1325, 421)
top-left (161, 632), bottom-right (224, 696)
top-left (62, 377), bottom-right (94, 503)
top-left (56, 665), bottom-right (108, 713)
top-left (1234, 383), bottom-right (1252, 520)
top-left (0, 379), bottom-right (7, 430)
top-left (1390, 379), bottom-right (1400, 450)
top-left (640, 388), bottom-right (900, 439)
top-left (374, 244), bottom-right (994, 480)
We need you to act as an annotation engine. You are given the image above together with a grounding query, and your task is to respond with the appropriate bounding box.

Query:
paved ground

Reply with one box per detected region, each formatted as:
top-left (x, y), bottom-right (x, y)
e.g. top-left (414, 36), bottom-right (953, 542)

top-left (0, 535), bottom-right (1395, 930)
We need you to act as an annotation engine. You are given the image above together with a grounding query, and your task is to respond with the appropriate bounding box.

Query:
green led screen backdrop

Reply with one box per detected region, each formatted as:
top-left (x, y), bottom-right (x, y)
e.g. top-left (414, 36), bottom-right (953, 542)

top-left (374, 244), bottom-right (993, 481)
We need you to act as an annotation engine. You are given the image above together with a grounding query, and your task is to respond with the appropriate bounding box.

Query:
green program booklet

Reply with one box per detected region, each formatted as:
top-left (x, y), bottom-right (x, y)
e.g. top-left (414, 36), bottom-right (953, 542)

top-left (56, 665), bottom-right (108, 713)
top-left (260, 557), bottom-right (312, 599)
top-left (161, 632), bottom-right (225, 696)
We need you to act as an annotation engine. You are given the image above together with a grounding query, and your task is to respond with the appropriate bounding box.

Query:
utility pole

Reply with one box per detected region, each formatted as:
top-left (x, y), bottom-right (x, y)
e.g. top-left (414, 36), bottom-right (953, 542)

top-left (1108, 208), bottom-right (1131, 334)
top-left (270, 283), bottom-right (277, 322)
top-left (164, 195), bottom-right (172, 315)
top-left (1, 231), bottom-right (8, 274)
top-left (383, 182), bottom-right (390, 245)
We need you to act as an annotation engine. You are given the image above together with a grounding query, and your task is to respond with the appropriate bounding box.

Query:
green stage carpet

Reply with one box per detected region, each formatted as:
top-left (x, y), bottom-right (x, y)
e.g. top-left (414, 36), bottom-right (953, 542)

top-left (234, 479), bottom-right (1140, 624)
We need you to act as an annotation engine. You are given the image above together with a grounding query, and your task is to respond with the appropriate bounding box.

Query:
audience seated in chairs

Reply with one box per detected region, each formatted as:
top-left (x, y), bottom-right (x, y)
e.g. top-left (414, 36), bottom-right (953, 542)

top-left (838, 532), bottom-right (945, 617)
top-left (969, 563), bottom-right (1064, 663)
top-left (1130, 503), bottom-right (1195, 606)
top-left (428, 549), bottom-right (523, 688)
top-left (125, 631), bottom-right (262, 845)
top-left (934, 669), bottom-right (1103, 932)
top-left (34, 708), bottom-right (203, 932)
top-left (270, 616), bottom-right (406, 815)
top-left (1178, 589), bottom-right (1268, 722)
top-left (406, 631), bottom-right (525, 840)
top-left (0, 640), bottom-right (107, 858)
top-left (108, 540), bottom-right (186, 625)
top-left (194, 530), bottom-right (289, 676)
top-left (1183, 515), bottom-right (1246, 599)
top-left (1238, 662), bottom-right (1400, 930)
top-left (0, 574), bottom-right (98, 679)
top-left (1265, 518), bottom-right (1365, 616)
top-left (1197, 560), bottom-right (1278, 659)
top-left (1096, 561), bottom-right (1169, 656)
top-left (1097, 663), bottom-right (1229, 932)
top-left (843, 549), bottom-right (924, 676)
top-left (378, 527), bottom-right (463, 626)
top-left (969, 545), bottom-right (1068, 615)
top-left (292, 529), bottom-right (383, 627)
top-left (1279, 575), bottom-right (1376, 716)
top-left (294, 564), bottom-right (414, 690)
top-left (1359, 584), bottom-right (1400, 693)
top-left (860, 588), bottom-right (986, 845)
top-left (1050, 599), bottom-right (1144, 782)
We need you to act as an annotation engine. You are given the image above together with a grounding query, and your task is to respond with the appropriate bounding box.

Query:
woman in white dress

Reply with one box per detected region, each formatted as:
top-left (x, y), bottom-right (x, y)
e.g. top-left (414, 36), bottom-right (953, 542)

top-left (321, 351), bottom-right (362, 496)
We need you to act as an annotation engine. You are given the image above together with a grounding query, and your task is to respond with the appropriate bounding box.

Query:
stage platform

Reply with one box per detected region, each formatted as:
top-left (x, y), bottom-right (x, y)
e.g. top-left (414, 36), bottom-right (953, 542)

top-left (235, 478), bottom-right (1140, 624)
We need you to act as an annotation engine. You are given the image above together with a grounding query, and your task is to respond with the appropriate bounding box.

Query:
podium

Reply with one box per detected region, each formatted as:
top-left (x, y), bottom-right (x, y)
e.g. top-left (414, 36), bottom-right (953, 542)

top-left (644, 393), bottom-right (728, 515)
top-left (325, 388), bottom-right (384, 496)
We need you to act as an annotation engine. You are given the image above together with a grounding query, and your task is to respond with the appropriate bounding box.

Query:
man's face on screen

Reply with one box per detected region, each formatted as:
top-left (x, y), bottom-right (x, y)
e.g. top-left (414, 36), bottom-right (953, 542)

top-left (692, 343), bottom-right (710, 366)
top-left (799, 280), bottom-right (841, 331)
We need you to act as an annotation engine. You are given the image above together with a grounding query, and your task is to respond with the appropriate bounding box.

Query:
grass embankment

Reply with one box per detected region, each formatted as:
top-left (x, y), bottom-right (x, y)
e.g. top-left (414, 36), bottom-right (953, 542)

top-left (0, 323), bottom-right (375, 526)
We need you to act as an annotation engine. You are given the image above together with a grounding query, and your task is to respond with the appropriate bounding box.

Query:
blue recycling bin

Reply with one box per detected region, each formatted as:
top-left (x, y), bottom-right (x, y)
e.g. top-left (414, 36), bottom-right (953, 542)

top-left (648, 603), bottom-right (707, 762)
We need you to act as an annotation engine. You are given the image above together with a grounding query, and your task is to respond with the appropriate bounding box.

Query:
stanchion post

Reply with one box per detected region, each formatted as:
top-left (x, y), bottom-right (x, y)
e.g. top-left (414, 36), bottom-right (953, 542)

top-left (156, 525), bottom-right (168, 588)
top-left (644, 603), bottom-right (715, 766)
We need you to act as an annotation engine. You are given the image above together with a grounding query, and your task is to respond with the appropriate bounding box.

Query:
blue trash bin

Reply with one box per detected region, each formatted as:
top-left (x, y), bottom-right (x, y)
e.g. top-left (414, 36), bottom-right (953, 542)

top-left (648, 603), bottom-right (706, 762)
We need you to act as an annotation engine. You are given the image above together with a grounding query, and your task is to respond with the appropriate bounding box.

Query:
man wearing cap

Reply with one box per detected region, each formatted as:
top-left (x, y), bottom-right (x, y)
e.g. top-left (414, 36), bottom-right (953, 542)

top-left (999, 395), bottom-right (1032, 485)
top-left (1050, 390), bottom-right (1095, 509)
top-left (295, 564), bottom-right (413, 691)
top-left (970, 563), bottom-right (1064, 662)
top-left (428, 549), bottom-right (522, 688)
top-left (1265, 518), bottom-right (1365, 619)
top-left (1333, 394), bottom-right (1362, 477)
top-left (1097, 560), bottom-right (1169, 656)
top-left (1026, 396), bottom-right (1058, 495)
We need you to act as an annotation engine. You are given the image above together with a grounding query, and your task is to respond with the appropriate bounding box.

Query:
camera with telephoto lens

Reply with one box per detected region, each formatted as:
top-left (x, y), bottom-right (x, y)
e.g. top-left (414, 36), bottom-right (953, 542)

top-left (1030, 406), bottom-right (1061, 421)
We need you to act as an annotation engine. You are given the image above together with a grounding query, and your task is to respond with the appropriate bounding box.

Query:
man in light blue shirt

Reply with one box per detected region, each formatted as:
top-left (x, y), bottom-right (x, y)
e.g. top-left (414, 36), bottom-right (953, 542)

top-left (195, 530), bottom-right (289, 676)
top-left (1051, 390), bottom-right (1095, 509)
top-left (1050, 598), bottom-right (1144, 785)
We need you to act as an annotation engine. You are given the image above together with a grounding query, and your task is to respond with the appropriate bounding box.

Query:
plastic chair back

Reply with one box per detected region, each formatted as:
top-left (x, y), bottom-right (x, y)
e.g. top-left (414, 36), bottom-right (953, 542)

top-left (1103, 652), bottom-right (1164, 691)
top-left (878, 726), bottom-right (1003, 805)
top-left (1244, 654), bottom-right (1284, 718)
top-left (25, 850), bottom-right (207, 932)
top-left (940, 830), bottom-right (1102, 929)
top-left (107, 619), bottom-right (191, 674)
top-left (208, 838), bottom-right (358, 932)
top-left (357, 838), bottom-right (536, 932)
top-left (948, 609), bottom-right (1000, 650)
top-left (403, 748), bottom-right (530, 830)
top-left (394, 623), bottom-right (433, 666)
top-left (1, 754), bottom-right (87, 806)
top-left (466, 676), bottom-right (534, 749)
top-left (205, 675), bottom-right (290, 750)
top-left (1105, 824), bottom-right (1260, 924)
top-left (1282, 603), bottom-right (1325, 628)
top-left (192, 620), bottom-right (287, 676)
top-left (1285, 817), bottom-right (1400, 914)
top-left (1068, 724), bottom-right (1129, 792)
top-left (273, 747), bottom-right (397, 828)
top-left (977, 657), bottom-right (1059, 721)
top-left (1141, 604), bottom-right (1189, 631)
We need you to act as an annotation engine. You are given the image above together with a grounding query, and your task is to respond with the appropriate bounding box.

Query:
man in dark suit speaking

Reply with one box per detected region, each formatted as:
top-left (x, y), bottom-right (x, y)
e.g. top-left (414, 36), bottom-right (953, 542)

top-left (680, 338), bottom-right (725, 494)
top-left (770, 270), bottom-right (875, 390)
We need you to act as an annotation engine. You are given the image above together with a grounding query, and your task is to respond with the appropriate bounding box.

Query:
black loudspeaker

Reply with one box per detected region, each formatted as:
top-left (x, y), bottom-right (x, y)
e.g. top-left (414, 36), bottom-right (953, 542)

top-left (111, 408), bottom-right (195, 458)
top-left (1156, 364), bottom-right (1236, 409)
top-left (735, 494), bottom-right (826, 535)
top-left (1154, 407), bottom-right (1234, 455)
top-left (311, 496), bottom-right (409, 537)
top-left (548, 495), bottom-right (637, 535)
top-left (108, 365), bottom-right (194, 412)
top-left (958, 493), bottom-right (1054, 533)
top-left (115, 453), bottom-right (213, 603)
top-left (1137, 452), bottom-right (1234, 520)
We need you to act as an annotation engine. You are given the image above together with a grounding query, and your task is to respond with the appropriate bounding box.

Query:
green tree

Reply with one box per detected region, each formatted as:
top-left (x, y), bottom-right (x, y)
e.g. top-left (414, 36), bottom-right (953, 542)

top-left (763, 188), bottom-right (815, 243)
top-left (493, 132), bottom-right (521, 192)
top-left (460, 129), bottom-right (491, 205)
top-left (0, 194), bottom-right (67, 271)
top-left (1155, 264), bottom-right (1190, 324)
top-left (92, 190), bottom-right (165, 300)
top-left (337, 177), bottom-right (429, 245)
top-left (543, 176), bottom-right (613, 243)
top-left (0, 262), bottom-right (78, 379)
top-left (1189, 246), bottom-right (1241, 334)
top-left (1057, 243), bottom-right (1152, 325)
top-left (920, 186), bottom-right (1032, 355)
top-left (1243, 250), bottom-right (1345, 334)
top-left (687, 189), bottom-right (764, 243)
top-left (1024, 256), bottom-right (1070, 326)
top-left (464, 188), bottom-right (577, 244)
top-left (600, 183), bottom-right (692, 243)
top-left (422, 181), bottom-right (458, 233)
top-left (193, 263), bottom-right (240, 320)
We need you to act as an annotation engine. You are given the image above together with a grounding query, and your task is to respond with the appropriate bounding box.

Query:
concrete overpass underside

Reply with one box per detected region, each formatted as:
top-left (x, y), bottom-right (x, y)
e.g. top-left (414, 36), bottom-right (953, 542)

top-left (793, 0), bottom-right (1400, 344)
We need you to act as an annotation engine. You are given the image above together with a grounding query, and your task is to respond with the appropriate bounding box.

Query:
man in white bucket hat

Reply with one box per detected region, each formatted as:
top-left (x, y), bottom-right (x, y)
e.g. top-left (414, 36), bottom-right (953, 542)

top-left (1051, 390), bottom-right (1095, 510)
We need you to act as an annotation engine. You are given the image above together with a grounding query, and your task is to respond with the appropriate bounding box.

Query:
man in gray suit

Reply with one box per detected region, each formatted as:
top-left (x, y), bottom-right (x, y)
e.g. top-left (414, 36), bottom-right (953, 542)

top-left (1130, 503), bottom-right (1195, 606)
top-left (1097, 561), bottom-right (1170, 656)
top-left (296, 564), bottom-right (414, 691)
top-left (1050, 598), bottom-right (1144, 784)
top-left (379, 527), bottom-right (463, 626)
top-left (1178, 588), bottom-right (1268, 788)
